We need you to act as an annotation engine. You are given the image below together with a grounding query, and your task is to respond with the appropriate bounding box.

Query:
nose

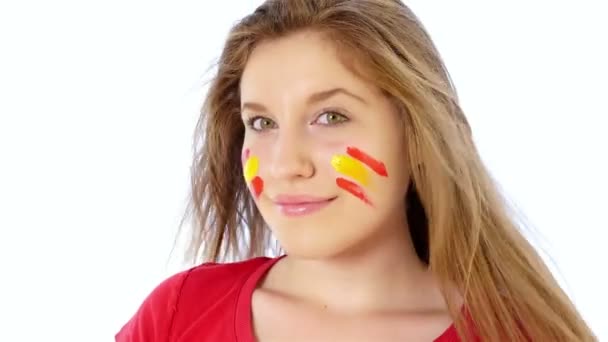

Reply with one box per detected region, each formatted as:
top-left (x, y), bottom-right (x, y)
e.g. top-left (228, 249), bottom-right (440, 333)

top-left (268, 129), bottom-right (315, 181)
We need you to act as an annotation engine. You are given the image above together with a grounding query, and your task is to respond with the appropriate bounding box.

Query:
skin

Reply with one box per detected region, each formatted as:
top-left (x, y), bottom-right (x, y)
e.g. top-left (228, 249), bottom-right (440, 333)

top-left (240, 30), bottom-right (455, 341)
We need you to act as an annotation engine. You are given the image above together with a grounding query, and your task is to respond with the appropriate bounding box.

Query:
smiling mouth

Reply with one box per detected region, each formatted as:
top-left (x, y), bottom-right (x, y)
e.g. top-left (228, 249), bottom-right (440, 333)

top-left (273, 196), bottom-right (337, 217)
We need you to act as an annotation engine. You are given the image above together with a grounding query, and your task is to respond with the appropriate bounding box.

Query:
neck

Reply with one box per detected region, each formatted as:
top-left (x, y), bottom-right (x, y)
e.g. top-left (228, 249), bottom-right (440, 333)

top-left (265, 217), bottom-right (445, 315)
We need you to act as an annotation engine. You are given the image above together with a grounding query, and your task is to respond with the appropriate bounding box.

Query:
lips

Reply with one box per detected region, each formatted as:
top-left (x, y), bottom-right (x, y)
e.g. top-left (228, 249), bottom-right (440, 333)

top-left (272, 195), bottom-right (336, 217)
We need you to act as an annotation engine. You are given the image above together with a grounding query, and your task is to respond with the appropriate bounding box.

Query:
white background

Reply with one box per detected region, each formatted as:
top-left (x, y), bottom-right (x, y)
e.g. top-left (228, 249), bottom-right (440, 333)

top-left (0, 1), bottom-right (606, 341)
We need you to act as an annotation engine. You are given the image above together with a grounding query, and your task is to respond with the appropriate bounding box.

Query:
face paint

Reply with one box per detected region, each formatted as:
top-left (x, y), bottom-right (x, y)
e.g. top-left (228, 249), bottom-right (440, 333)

top-left (244, 155), bottom-right (259, 182)
top-left (331, 155), bottom-right (370, 186)
top-left (251, 176), bottom-right (264, 198)
top-left (243, 149), bottom-right (264, 198)
top-left (336, 177), bottom-right (372, 206)
top-left (332, 147), bottom-right (387, 205)
top-left (346, 146), bottom-right (388, 177)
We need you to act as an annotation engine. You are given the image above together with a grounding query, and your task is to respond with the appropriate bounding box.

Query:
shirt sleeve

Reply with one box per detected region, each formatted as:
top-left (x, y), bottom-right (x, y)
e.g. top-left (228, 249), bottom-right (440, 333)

top-left (115, 270), bottom-right (191, 342)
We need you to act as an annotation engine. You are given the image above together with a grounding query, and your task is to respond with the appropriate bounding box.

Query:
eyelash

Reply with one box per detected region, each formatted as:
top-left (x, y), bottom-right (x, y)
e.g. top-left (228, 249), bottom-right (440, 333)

top-left (245, 116), bottom-right (272, 131)
top-left (245, 110), bottom-right (350, 132)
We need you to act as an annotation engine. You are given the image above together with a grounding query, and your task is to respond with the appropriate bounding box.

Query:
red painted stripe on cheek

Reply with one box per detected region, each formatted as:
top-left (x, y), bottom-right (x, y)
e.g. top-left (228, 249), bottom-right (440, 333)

top-left (346, 147), bottom-right (388, 177)
top-left (336, 177), bottom-right (372, 206)
top-left (251, 176), bottom-right (264, 198)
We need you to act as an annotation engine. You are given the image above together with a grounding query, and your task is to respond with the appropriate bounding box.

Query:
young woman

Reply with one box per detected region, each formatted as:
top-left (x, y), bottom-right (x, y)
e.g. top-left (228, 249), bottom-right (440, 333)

top-left (116, 0), bottom-right (597, 341)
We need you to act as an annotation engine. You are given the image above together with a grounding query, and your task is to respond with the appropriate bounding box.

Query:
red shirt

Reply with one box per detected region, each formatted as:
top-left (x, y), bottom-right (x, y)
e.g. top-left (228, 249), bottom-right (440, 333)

top-left (116, 256), bottom-right (463, 341)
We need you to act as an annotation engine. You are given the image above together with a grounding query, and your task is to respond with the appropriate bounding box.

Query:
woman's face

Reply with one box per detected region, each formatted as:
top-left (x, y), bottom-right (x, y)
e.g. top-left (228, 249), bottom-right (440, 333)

top-left (240, 31), bottom-right (411, 258)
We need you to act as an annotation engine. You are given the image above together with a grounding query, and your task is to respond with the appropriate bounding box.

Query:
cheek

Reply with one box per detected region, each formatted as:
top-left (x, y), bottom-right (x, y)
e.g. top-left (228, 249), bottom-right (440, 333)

top-left (330, 145), bottom-right (390, 206)
top-left (241, 147), bottom-right (250, 164)
top-left (250, 176), bottom-right (264, 198)
top-left (346, 146), bottom-right (388, 177)
top-left (336, 177), bottom-right (373, 206)
top-left (242, 147), bottom-right (265, 198)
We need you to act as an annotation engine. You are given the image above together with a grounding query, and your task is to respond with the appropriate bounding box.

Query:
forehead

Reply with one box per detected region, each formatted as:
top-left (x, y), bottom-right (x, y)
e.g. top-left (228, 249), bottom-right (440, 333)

top-left (240, 30), bottom-right (383, 104)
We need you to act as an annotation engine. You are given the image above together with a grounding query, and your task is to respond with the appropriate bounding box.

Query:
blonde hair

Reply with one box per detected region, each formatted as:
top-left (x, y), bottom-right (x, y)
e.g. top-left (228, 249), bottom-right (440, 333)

top-left (179, 0), bottom-right (596, 340)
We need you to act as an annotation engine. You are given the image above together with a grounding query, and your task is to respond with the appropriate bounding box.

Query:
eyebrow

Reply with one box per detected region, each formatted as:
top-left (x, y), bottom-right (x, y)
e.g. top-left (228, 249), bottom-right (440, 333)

top-left (241, 87), bottom-right (367, 113)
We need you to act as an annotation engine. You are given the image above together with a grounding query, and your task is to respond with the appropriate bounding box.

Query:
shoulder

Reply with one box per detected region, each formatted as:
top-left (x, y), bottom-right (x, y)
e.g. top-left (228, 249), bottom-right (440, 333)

top-left (115, 257), bottom-right (273, 342)
top-left (176, 256), bottom-right (272, 305)
top-left (186, 256), bottom-right (272, 285)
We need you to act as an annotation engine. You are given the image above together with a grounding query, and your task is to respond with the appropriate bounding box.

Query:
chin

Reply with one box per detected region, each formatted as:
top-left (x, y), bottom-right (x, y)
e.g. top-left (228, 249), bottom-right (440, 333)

top-left (263, 198), bottom-right (385, 260)
top-left (272, 226), bottom-right (368, 261)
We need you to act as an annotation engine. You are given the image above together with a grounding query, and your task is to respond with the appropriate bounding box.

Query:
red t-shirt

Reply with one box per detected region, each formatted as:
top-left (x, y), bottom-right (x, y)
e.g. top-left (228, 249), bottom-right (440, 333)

top-left (116, 256), bottom-right (464, 341)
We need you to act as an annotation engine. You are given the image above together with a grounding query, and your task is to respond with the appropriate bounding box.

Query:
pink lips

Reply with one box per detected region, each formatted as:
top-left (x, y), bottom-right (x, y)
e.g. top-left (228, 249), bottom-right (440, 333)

top-left (273, 195), bottom-right (335, 217)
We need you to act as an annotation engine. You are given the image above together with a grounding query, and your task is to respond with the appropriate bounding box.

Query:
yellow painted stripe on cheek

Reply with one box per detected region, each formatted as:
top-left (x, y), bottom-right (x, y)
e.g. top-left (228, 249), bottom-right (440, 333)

top-left (244, 156), bottom-right (259, 182)
top-left (331, 155), bottom-right (370, 186)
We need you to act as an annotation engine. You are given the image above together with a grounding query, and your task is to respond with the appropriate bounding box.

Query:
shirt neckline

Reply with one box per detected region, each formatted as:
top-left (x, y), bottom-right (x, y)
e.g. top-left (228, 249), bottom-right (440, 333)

top-left (234, 255), bottom-right (459, 342)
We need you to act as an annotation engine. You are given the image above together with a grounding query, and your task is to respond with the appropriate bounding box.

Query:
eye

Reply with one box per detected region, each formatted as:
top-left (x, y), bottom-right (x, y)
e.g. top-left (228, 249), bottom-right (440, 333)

top-left (247, 116), bottom-right (277, 131)
top-left (313, 111), bottom-right (349, 125)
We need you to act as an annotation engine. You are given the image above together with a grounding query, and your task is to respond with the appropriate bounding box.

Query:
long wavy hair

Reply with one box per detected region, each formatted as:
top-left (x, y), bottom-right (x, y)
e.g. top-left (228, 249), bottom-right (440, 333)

top-left (178, 0), bottom-right (596, 340)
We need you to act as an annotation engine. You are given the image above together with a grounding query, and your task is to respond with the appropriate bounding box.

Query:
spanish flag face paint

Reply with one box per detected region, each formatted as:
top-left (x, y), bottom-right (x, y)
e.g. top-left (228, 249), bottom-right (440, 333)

top-left (331, 155), bottom-right (371, 186)
top-left (331, 146), bottom-right (388, 206)
top-left (243, 148), bottom-right (264, 198)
